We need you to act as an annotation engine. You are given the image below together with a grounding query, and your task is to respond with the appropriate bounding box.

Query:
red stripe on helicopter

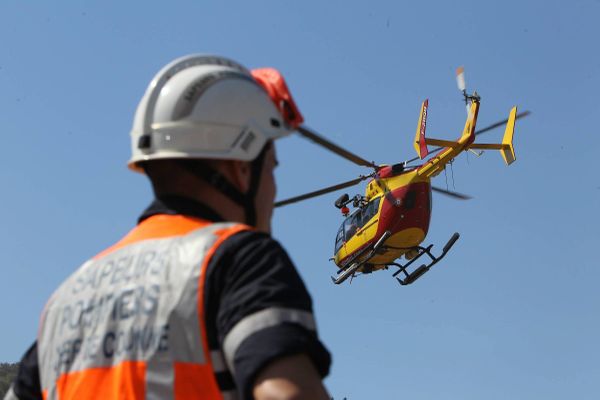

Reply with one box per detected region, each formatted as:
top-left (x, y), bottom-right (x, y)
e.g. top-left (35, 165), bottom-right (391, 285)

top-left (376, 182), bottom-right (431, 240)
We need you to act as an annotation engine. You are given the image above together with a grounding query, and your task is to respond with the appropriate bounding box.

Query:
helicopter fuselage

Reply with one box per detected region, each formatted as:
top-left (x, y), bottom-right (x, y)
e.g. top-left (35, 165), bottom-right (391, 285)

top-left (332, 99), bottom-right (483, 273)
top-left (333, 167), bottom-right (433, 272)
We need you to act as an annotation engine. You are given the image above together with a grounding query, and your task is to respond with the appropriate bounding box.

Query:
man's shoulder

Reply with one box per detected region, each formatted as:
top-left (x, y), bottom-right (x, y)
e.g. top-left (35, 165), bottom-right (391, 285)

top-left (216, 228), bottom-right (284, 253)
top-left (206, 229), bottom-right (308, 306)
top-left (209, 229), bottom-right (297, 278)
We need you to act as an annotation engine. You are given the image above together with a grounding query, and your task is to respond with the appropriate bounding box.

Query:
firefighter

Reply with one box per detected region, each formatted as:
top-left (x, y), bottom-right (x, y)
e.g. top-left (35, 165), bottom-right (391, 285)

top-left (6, 55), bottom-right (330, 400)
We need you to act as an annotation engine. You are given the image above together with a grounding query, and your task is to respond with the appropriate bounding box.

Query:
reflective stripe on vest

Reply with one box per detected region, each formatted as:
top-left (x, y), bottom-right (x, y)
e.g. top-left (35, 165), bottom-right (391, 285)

top-left (3, 386), bottom-right (18, 400)
top-left (37, 215), bottom-right (249, 400)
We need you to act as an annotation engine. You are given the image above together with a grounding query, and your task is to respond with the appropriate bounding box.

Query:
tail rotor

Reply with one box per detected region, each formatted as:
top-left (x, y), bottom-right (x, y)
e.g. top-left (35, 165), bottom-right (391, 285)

top-left (456, 66), bottom-right (470, 114)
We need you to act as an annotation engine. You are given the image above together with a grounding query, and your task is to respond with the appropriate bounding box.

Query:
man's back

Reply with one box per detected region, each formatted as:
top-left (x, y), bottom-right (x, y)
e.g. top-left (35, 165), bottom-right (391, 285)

top-left (8, 197), bottom-right (331, 399)
top-left (38, 214), bottom-right (244, 398)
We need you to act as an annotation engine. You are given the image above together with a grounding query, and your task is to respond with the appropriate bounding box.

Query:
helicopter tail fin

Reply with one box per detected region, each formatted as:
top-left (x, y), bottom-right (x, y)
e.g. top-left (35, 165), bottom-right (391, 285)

top-left (468, 106), bottom-right (517, 165)
top-left (413, 99), bottom-right (429, 159)
top-left (413, 98), bottom-right (470, 162)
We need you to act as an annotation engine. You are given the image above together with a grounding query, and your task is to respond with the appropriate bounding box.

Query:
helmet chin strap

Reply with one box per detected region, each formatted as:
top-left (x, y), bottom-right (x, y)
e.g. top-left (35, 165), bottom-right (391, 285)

top-left (178, 142), bottom-right (271, 227)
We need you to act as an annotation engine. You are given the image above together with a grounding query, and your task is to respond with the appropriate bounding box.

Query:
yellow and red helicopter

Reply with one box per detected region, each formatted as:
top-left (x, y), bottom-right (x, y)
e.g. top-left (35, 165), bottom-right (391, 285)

top-left (274, 68), bottom-right (530, 286)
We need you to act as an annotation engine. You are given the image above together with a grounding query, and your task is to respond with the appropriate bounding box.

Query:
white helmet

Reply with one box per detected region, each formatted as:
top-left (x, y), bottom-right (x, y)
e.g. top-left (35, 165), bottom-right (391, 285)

top-left (128, 54), bottom-right (301, 172)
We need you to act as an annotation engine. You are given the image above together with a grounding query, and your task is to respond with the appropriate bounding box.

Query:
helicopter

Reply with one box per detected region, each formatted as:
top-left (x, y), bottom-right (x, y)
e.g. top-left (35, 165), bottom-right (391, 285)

top-left (269, 67), bottom-right (530, 286)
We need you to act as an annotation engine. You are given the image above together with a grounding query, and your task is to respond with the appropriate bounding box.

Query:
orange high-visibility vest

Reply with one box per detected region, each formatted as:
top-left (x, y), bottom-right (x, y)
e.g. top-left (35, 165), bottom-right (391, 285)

top-left (37, 214), bottom-right (249, 400)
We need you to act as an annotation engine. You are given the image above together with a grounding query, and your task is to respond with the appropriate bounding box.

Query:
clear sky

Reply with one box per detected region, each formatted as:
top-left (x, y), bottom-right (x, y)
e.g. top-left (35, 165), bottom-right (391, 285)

top-left (1, 1), bottom-right (599, 399)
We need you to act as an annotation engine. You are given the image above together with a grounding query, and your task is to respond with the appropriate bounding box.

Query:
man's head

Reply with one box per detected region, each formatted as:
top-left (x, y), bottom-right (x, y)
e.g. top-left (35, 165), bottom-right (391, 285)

top-left (142, 141), bottom-right (278, 233)
top-left (129, 55), bottom-right (302, 232)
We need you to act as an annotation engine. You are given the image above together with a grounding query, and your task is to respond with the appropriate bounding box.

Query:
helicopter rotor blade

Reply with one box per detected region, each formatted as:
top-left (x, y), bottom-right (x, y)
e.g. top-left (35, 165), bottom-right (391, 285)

top-left (456, 66), bottom-right (466, 92)
top-left (456, 66), bottom-right (470, 114)
top-left (274, 175), bottom-right (372, 208)
top-left (473, 110), bottom-right (531, 136)
top-left (431, 186), bottom-right (472, 200)
top-left (404, 110), bottom-right (531, 165)
top-left (297, 125), bottom-right (379, 169)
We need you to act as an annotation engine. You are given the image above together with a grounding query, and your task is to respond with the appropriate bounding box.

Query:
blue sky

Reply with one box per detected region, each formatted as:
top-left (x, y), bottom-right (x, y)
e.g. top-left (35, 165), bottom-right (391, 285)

top-left (1, 1), bottom-right (599, 398)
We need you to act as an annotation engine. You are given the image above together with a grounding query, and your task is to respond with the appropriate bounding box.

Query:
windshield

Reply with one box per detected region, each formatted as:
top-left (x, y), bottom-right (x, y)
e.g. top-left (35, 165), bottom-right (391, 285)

top-left (333, 197), bottom-right (381, 253)
top-left (358, 197), bottom-right (381, 229)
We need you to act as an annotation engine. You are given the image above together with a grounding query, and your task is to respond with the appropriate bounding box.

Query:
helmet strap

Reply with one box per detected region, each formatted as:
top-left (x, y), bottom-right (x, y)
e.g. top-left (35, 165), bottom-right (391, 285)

top-left (244, 142), bottom-right (270, 226)
top-left (178, 142), bottom-right (271, 227)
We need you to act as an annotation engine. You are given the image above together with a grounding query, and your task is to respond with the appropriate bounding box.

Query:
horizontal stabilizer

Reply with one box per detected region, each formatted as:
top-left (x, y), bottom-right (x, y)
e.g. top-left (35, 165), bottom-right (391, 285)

top-left (501, 106), bottom-right (517, 165)
top-left (468, 106), bottom-right (518, 165)
top-left (425, 138), bottom-right (458, 148)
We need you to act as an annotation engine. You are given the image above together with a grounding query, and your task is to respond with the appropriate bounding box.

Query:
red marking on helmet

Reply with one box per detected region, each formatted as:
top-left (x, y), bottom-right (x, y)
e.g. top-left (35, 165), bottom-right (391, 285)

top-left (341, 206), bottom-right (350, 216)
top-left (251, 68), bottom-right (304, 129)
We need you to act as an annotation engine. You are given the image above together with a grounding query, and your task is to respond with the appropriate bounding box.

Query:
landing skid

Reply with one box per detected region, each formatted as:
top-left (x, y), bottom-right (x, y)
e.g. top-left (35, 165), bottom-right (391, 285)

top-left (331, 231), bottom-right (391, 285)
top-left (391, 232), bottom-right (460, 285)
top-left (331, 231), bottom-right (460, 286)
top-left (331, 261), bottom-right (361, 285)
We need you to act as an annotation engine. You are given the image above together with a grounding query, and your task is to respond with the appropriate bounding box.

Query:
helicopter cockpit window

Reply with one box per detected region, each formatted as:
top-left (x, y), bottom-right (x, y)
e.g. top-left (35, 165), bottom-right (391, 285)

top-left (334, 197), bottom-right (383, 252)
top-left (344, 211), bottom-right (360, 242)
top-left (360, 197), bottom-right (381, 227)
top-left (334, 225), bottom-right (344, 253)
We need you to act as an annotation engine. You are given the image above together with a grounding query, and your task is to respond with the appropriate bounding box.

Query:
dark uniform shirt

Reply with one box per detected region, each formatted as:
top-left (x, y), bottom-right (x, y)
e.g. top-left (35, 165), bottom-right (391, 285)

top-left (9, 196), bottom-right (330, 400)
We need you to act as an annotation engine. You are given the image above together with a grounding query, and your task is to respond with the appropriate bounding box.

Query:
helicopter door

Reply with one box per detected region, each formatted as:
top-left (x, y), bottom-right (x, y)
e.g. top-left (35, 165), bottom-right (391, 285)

top-left (356, 197), bottom-right (381, 244)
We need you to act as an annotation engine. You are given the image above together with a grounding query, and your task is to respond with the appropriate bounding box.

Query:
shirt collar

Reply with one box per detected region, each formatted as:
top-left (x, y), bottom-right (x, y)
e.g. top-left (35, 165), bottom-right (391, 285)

top-left (138, 195), bottom-right (225, 224)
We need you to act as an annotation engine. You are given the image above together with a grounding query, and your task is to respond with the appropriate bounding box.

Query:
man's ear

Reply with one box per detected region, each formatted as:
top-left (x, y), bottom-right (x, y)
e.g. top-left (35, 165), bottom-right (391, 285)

top-left (228, 159), bottom-right (252, 193)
